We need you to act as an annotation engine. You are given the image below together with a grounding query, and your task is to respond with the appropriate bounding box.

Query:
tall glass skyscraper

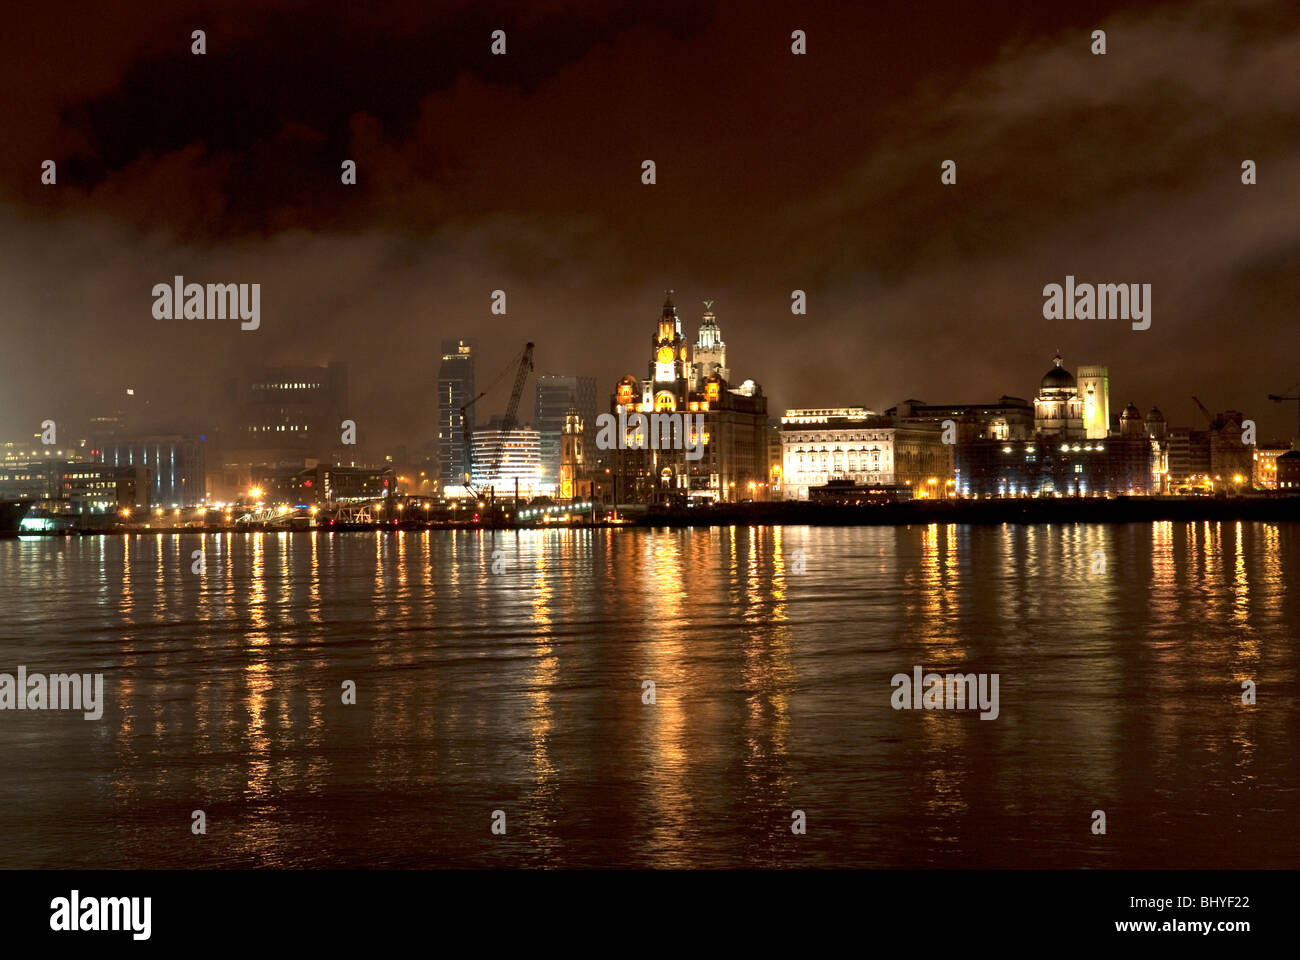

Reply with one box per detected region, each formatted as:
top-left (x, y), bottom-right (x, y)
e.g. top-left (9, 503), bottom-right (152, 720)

top-left (437, 339), bottom-right (476, 491)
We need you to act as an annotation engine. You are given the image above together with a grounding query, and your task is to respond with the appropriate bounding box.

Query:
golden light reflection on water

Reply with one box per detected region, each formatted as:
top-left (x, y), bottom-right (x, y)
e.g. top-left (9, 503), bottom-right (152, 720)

top-left (910, 524), bottom-right (969, 660)
top-left (636, 530), bottom-right (694, 866)
top-left (7, 520), bottom-right (1298, 868)
top-left (739, 527), bottom-right (794, 851)
top-left (523, 531), bottom-right (560, 856)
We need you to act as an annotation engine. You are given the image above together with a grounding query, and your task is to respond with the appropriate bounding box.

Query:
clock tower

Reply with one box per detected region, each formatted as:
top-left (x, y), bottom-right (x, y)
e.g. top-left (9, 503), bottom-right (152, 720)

top-left (650, 290), bottom-right (685, 386)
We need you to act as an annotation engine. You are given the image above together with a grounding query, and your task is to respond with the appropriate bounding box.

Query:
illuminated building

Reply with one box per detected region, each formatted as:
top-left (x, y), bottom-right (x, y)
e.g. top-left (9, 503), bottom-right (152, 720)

top-left (252, 463), bottom-right (394, 504)
top-left (558, 409), bottom-right (592, 501)
top-left (1277, 451), bottom-right (1300, 491)
top-left (230, 363), bottom-right (349, 449)
top-left (470, 421), bottom-right (543, 498)
top-left (780, 408), bottom-right (950, 500)
top-left (437, 340), bottom-right (476, 488)
top-left (94, 435), bottom-right (205, 507)
top-left (0, 462), bottom-right (62, 501)
top-left (1167, 409), bottom-right (1252, 492)
top-left (60, 465), bottom-right (118, 513)
top-left (1033, 355), bottom-right (1085, 438)
top-left (0, 460), bottom-right (150, 512)
top-left (2, 440), bottom-right (84, 466)
top-left (1253, 442), bottom-right (1291, 489)
top-left (609, 293), bottom-right (771, 505)
top-left (956, 438), bottom-right (1151, 497)
top-left (214, 361), bottom-right (349, 500)
top-left (1078, 365), bottom-right (1111, 439)
top-left (1146, 406), bottom-right (1170, 493)
top-left (955, 355), bottom-right (1151, 496)
top-left (689, 302), bottom-right (729, 390)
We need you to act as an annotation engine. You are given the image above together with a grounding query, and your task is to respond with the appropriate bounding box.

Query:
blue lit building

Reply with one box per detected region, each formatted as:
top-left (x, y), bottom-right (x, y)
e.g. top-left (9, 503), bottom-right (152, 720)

top-left (94, 435), bottom-right (205, 507)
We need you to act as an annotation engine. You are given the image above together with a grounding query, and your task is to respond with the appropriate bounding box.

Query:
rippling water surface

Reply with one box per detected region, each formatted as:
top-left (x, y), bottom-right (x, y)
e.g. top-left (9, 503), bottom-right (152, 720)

top-left (0, 523), bottom-right (1296, 868)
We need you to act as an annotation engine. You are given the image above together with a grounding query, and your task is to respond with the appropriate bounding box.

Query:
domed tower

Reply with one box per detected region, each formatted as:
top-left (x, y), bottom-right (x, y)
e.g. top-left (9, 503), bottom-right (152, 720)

top-left (1145, 406), bottom-right (1167, 440)
top-left (690, 300), bottom-right (729, 391)
top-left (1033, 354), bottom-right (1085, 438)
top-left (615, 374), bottom-right (640, 410)
top-left (1120, 402), bottom-right (1145, 438)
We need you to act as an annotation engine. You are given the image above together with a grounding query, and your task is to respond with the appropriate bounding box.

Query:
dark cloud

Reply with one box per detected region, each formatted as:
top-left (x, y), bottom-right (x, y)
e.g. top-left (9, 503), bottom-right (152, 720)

top-left (2, 0), bottom-right (1298, 449)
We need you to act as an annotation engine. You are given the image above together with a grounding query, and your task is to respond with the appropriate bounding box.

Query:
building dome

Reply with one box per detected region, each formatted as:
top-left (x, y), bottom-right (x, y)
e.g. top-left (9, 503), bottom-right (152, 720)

top-left (1040, 354), bottom-right (1076, 392)
top-left (1118, 402), bottom-right (1145, 437)
top-left (1146, 406), bottom-right (1165, 423)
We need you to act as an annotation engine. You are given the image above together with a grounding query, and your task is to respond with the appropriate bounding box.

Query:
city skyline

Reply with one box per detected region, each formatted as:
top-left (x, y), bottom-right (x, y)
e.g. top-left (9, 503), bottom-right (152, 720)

top-left (3, 0), bottom-right (1299, 927)
top-left (3, 311), bottom-right (1293, 454)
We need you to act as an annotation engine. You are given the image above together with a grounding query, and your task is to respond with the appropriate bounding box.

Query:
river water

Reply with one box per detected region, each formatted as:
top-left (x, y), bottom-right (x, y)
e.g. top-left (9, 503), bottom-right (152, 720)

top-left (0, 523), bottom-right (1296, 868)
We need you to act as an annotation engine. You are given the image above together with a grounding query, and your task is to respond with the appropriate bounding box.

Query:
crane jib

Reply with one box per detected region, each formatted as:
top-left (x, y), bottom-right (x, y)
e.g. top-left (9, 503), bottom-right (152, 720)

top-left (459, 343), bottom-right (535, 501)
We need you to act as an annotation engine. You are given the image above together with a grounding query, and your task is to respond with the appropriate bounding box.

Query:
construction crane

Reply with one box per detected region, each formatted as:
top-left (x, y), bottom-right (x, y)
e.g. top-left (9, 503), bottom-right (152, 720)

top-left (1191, 396), bottom-right (1216, 428)
top-left (1267, 386), bottom-right (1300, 438)
top-left (458, 342), bottom-right (534, 505)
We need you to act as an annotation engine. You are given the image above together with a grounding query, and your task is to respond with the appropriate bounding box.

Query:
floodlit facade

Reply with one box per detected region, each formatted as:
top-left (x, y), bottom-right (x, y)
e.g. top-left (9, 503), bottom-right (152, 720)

top-left (956, 356), bottom-right (1152, 496)
top-left (780, 407), bottom-right (950, 500)
top-left (470, 424), bottom-right (543, 497)
top-left (608, 293), bottom-right (772, 505)
top-left (1077, 365), bottom-right (1111, 440)
top-left (1253, 443), bottom-right (1292, 489)
top-left (1033, 355), bottom-right (1086, 438)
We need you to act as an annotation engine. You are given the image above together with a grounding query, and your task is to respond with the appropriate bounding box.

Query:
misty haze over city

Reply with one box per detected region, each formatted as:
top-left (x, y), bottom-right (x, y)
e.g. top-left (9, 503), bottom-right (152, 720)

top-left (3, 0), bottom-right (1298, 455)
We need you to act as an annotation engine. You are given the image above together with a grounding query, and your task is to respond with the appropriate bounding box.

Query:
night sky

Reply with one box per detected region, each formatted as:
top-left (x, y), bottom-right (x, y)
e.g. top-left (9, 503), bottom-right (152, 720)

top-left (3, 0), bottom-right (1298, 449)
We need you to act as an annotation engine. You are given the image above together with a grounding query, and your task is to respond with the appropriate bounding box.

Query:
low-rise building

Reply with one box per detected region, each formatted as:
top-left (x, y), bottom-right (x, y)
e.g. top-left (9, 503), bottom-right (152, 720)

top-left (955, 437), bottom-right (1152, 497)
top-left (1276, 451), bottom-right (1300, 492)
top-left (886, 396), bottom-right (1034, 442)
top-left (1253, 442), bottom-right (1292, 490)
top-left (780, 407), bottom-right (950, 500)
top-left (252, 463), bottom-right (395, 505)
